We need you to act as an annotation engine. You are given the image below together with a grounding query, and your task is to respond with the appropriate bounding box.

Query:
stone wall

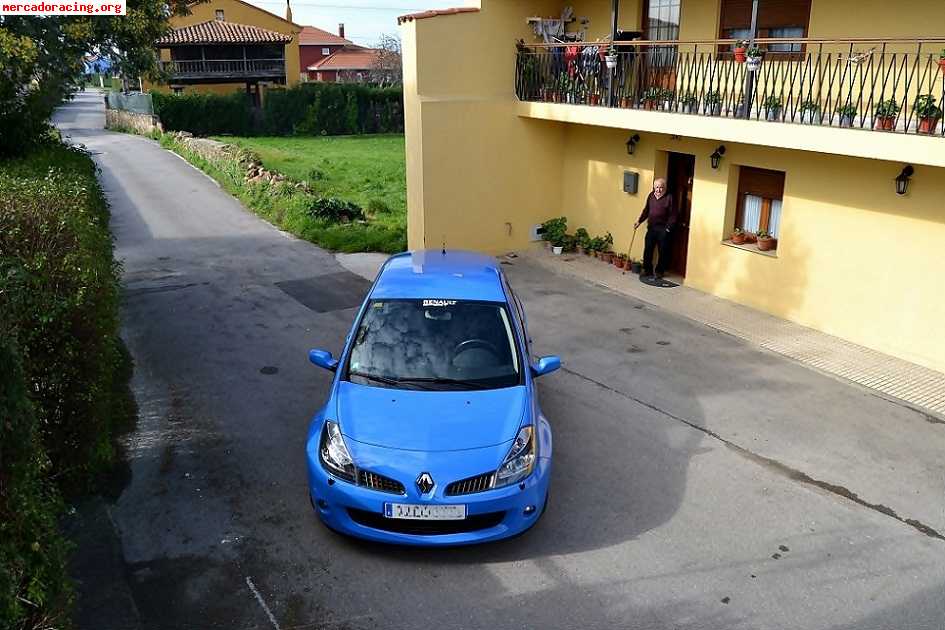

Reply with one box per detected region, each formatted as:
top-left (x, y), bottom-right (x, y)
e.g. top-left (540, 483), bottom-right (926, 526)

top-left (105, 109), bottom-right (163, 135)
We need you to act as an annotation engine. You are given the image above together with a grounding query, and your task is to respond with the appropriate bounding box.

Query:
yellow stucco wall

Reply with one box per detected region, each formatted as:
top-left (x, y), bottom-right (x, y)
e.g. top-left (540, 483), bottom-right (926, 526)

top-left (146, 0), bottom-right (301, 93)
top-left (402, 0), bottom-right (945, 372)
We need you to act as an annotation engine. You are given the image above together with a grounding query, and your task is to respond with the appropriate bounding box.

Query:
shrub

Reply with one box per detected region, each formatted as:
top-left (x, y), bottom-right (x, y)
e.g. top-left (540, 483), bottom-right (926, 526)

top-left (366, 198), bottom-right (392, 215)
top-left (0, 144), bottom-right (124, 492)
top-left (0, 334), bottom-right (73, 630)
top-left (152, 91), bottom-right (254, 136)
top-left (540, 216), bottom-right (567, 243)
top-left (309, 196), bottom-right (365, 222)
top-left (263, 83), bottom-right (404, 136)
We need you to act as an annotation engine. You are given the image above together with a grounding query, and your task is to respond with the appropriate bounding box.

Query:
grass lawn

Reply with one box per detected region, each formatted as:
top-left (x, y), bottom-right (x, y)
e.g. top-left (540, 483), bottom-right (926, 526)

top-left (215, 134), bottom-right (406, 229)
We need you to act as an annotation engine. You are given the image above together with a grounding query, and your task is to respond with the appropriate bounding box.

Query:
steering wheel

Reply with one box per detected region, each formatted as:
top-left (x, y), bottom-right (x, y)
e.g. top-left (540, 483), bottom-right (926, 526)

top-left (452, 338), bottom-right (501, 360)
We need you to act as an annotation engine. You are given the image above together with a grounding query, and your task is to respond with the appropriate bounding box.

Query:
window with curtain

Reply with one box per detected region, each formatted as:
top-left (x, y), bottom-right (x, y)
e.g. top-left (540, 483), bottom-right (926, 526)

top-left (644, 0), bottom-right (680, 67)
top-left (719, 0), bottom-right (811, 55)
top-left (735, 166), bottom-right (785, 239)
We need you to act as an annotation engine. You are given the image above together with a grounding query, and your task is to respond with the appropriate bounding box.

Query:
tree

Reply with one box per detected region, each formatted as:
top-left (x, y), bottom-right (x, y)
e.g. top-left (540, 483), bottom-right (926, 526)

top-left (368, 33), bottom-right (402, 88)
top-left (0, 0), bottom-right (193, 156)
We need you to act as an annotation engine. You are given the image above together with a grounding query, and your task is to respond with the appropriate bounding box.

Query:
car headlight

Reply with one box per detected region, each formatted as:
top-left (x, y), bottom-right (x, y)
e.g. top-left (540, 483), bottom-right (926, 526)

top-left (319, 421), bottom-right (356, 482)
top-left (494, 425), bottom-right (536, 487)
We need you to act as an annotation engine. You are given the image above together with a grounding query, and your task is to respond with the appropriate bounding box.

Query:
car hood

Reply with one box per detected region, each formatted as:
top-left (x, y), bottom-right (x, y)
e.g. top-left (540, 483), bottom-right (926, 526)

top-left (335, 381), bottom-right (527, 451)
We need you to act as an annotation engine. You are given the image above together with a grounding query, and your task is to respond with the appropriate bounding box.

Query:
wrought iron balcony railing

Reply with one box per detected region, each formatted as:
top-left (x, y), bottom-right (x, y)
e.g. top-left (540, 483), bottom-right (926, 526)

top-left (515, 39), bottom-right (945, 137)
top-left (160, 58), bottom-right (286, 79)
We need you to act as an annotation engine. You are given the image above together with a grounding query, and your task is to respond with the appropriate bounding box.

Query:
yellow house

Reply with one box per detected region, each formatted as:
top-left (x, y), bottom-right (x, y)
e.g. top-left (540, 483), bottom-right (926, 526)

top-left (399, 1), bottom-right (945, 374)
top-left (148, 0), bottom-right (303, 103)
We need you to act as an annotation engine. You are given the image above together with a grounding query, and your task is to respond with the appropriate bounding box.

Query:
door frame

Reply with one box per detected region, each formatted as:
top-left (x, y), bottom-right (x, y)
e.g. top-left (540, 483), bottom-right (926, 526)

top-left (666, 151), bottom-right (695, 277)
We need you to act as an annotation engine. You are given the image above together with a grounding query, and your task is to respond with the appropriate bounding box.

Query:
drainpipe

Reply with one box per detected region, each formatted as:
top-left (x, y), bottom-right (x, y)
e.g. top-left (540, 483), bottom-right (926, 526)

top-left (742, 0), bottom-right (759, 118)
top-left (608, 0), bottom-right (618, 106)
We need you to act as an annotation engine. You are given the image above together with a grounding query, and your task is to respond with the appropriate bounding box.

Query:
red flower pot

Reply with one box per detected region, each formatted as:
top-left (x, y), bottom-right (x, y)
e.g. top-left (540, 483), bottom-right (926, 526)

top-left (731, 232), bottom-right (747, 245)
top-left (939, 58), bottom-right (945, 75)
top-left (757, 237), bottom-right (777, 251)
top-left (918, 116), bottom-right (941, 134)
top-left (601, 252), bottom-right (614, 263)
top-left (734, 47), bottom-right (747, 63)
top-left (875, 116), bottom-right (896, 131)
top-left (589, 94), bottom-right (600, 106)
top-left (644, 101), bottom-right (656, 110)
top-left (620, 97), bottom-right (631, 108)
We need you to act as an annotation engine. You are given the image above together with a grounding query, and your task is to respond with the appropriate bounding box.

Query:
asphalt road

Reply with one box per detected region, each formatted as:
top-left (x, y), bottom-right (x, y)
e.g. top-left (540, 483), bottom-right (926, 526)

top-left (56, 92), bottom-right (945, 630)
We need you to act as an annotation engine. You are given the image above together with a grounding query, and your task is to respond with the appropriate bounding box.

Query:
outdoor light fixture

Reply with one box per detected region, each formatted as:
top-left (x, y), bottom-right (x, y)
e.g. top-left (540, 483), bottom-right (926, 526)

top-left (626, 134), bottom-right (640, 155)
top-left (710, 145), bottom-right (726, 169)
top-left (895, 165), bottom-right (914, 196)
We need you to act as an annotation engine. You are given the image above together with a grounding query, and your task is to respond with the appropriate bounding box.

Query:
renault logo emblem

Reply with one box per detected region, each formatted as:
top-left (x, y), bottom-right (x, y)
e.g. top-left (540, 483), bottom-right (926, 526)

top-left (416, 472), bottom-right (435, 494)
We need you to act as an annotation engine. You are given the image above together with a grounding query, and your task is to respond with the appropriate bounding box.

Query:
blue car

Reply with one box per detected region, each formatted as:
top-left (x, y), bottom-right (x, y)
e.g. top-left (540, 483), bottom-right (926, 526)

top-left (305, 250), bottom-right (560, 546)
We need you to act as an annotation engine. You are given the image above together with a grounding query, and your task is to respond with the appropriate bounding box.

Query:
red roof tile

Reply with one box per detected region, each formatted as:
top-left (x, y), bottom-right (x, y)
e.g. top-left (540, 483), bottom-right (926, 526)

top-left (308, 49), bottom-right (380, 71)
top-left (156, 20), bottom-right (292, 46)
top-left (397, 7), bottom-right (479, 25)
top-left (299, 25), bottom-right (352, 46)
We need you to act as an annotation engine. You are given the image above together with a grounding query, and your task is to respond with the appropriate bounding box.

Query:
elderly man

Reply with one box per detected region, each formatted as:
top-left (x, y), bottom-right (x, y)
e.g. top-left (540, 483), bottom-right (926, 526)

top-left (634, 177), bottom-right (677, 281)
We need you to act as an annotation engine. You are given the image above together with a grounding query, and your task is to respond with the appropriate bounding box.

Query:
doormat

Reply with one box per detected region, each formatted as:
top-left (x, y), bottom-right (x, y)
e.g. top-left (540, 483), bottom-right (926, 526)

top-left (638, 275), bottom-right (679, 288)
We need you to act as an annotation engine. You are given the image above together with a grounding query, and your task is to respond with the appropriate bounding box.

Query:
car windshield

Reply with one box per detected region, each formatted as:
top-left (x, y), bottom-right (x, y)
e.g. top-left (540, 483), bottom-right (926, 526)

top-left (345, 299), bottom-right (521, 390)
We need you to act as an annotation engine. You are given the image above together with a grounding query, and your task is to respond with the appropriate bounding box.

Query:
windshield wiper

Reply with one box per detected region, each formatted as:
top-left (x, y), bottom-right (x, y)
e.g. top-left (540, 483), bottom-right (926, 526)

top-left (394, 377), bottom-right (490, 390)
top-left (348, 371), bottom-right (434, 390)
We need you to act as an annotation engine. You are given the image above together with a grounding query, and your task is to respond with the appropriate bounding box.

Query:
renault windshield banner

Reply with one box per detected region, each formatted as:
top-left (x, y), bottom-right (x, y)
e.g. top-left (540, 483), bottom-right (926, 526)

top-left (1, 0), bottom-right (125, 13)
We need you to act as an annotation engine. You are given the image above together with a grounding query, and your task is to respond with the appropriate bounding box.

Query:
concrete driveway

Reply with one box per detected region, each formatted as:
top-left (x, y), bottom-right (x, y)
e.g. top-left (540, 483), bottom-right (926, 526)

top-left (56, 92), bottom-right (945, 630)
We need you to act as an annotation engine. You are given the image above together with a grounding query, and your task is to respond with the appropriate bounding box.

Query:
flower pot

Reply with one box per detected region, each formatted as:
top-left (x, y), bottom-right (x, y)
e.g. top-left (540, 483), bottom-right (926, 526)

top-left (939, 58), bottom-right (945, 75)
top-left (706, 102), bottom-right (722, 116)
top-left (839, 114), bottom-right (855, 128)
top-left (588, 94), bottom-right (600, 106)
top-left (644, 100), bottom-right (656, 111)
top-left (875, 116), bottom-right (896, 131)
top-left (746, 56), bottom-right (762, 72)
top-left (800, 110), bottom-right (821, 125)
top-left (630, 260), bottom-right (642, 274)
top-left (605, 54), bottom-right (618, 70)
top-left (734, 47), bottom-right (747, 63)
top-left (766, 108), bottom-right (782, 122)
top-left (745, 233), bottom-right (758, 244)
top-left (918, 116), bottom-right (941, 134)
top-left (731, 232), bottom-right (747, 245)
top-left (576, 245), bottom-right (585, 255)
top-left (601, 252), bottom-right (614, 263)
top-left (757, 237), bottom-right (777, 252)
top-left (552, 246), bottom-right (563, 255)
top-left (682, 102), bottom-right (698, 114)
top-left (620, 97), bottom-right (631, 108)
top-left (614, 257), bottom-right (626, 269)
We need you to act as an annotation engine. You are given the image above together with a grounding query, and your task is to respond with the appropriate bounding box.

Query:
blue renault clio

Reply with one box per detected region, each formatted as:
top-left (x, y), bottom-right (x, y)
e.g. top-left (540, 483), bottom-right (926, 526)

top-left (305, 250), bottom-right (560, 546)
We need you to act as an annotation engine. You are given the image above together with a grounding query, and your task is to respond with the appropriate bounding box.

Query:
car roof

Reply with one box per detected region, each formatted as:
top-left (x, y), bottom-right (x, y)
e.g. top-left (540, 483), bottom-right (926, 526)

top-left (371, 250), bottom-right (507, 302)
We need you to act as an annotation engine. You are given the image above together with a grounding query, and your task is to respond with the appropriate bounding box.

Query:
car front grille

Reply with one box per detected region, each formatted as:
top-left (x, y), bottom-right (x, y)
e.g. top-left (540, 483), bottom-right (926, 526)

top-left (358, 469), bottom-right (405, 495)
top-left (445, 472), bottom-right (495, 496)
top-left (347, 509), bottom-right (506, 535)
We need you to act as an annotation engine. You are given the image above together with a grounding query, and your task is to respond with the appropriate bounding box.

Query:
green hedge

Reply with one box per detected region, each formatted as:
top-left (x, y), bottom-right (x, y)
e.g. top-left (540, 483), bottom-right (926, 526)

top-left (152, 90), bottom-right (255, 136)
top-left (0, 144), bottom-right (124, 492)
top-left (0, 334), bottom-right (72, 630)
top-left (151, 83), bottom-right (403, 137)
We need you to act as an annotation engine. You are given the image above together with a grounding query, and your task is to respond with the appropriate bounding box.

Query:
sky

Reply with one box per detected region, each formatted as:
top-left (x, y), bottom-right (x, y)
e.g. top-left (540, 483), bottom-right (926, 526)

top-left (245, 0), bottom-right (461, 47)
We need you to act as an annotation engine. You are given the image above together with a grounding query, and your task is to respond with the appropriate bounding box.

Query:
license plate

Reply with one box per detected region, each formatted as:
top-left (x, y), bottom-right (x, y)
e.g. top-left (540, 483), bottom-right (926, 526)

top-left (384, 503), bottom-right (467, 520)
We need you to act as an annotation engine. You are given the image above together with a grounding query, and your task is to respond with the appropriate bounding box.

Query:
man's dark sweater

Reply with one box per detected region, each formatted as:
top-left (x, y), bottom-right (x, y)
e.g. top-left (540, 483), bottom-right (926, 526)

top-left (638, 192), bottom-right (677, 230)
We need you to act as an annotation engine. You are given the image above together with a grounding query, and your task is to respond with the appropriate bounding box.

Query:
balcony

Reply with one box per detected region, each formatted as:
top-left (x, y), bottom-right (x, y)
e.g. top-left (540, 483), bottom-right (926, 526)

top-left (515, 38), bottom-right (945, 152)
top-left (160, 58), bottom-right (286, 82)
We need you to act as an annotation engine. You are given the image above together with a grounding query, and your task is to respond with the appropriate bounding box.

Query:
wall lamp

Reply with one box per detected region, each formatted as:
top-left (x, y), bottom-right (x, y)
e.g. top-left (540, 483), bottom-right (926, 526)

top-left (710, 145), bottom-right (726, 169)
top-left (626, 134), bottom-right (640, 155)
top-left (895, 165), bottom-right (914, 196)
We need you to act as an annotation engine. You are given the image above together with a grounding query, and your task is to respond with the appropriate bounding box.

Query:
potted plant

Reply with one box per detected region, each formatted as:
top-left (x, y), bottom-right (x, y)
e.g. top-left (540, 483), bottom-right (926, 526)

top-left (733, 39), bottom-right (748, 63)
top-left (799, 99), bottom-right (821, 124)
top-left (763, 95), bottom-right (783, 121)
top-left (552, 239), bottom-right (564, 255)
top-left (679, 92), bottom-right (698, 114)
top-left (615, 253), bottom-right (628, 269)
top-left (836, 103), bottom-right (857, 127)
top-left (938, 49), bottom-right (945, 74)
top-left (642, 86), bottom-right (663, 110)
top-left (874, 98), bottom-right (900, 131)
top-left (598, 232), bottom-right (614, 262)
top-left (660, 88), bottom-right (675, 111)
top-left (704, 90), bottom-right (723, 116)
top-left (574, 227), bottom-right (590, 255)
top-left (913, 94), bottom-right (943, 134)
top-left (746, 46), bottom-right (764, 71)
top-left (630, 259), bottom-right (643, 274)
top-left (731, 227), bottom-right (747, 244)
top-left (756, 230), bottom-right (777, 251)
top-left (604, 45), bottom-right (618, 70)
top-left (540, 216), bottom-right (567, 250)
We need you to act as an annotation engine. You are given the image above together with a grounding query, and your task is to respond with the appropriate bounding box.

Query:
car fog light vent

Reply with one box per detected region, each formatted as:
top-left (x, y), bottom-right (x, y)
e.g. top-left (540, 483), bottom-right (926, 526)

top-left (445, 472), bottom-right (496, 496)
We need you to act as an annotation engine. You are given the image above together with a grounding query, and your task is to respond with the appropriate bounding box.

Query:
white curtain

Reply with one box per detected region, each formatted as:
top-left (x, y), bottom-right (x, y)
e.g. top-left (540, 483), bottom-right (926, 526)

top-left (742, 194), bottom-right (762, 233)
top-left (769, 199), bottom-right (782, 237)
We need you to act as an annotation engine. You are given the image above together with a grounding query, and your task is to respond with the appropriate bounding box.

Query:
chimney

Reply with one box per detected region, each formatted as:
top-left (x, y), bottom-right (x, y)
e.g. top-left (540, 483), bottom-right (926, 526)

top-left (338, 23), bottom-right (345, 39)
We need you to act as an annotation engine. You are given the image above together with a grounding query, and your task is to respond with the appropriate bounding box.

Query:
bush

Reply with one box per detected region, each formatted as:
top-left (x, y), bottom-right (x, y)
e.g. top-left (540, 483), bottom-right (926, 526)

top-left (0, 334), bottom-right (73, 630)
top-left (366, 198), bottom-right (392, 215)
top-left (0, 144), bottom-right (124, 492)
top-left (152, 90), bottom-right (254, 136)
top-left (263, 83), bottom-right (404, 136)
top-left (308, 196), bottom-right (364, 222)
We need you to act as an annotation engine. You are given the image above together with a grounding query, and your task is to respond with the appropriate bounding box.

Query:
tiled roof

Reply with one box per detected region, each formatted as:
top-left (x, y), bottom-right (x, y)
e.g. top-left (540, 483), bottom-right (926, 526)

top-left (397, 7), bottom-right (479, 25)
top-left (156, 20), bottom-right (293, 46)
top-left (308, 49), bottom-right (380, 71)
top-left (299, 25), bottom-right (351, 46)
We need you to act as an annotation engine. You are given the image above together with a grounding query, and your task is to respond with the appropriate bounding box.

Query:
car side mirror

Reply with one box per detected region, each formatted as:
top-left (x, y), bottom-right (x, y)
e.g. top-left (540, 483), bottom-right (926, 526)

top-left (531, 355), bottom-right (561, 377)
top-left (309, 349), bottom-right (338, 372)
